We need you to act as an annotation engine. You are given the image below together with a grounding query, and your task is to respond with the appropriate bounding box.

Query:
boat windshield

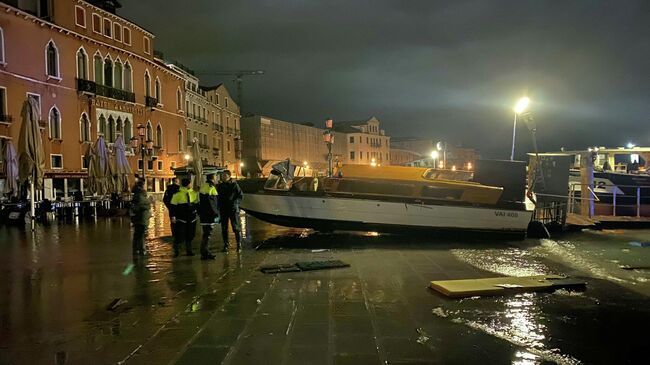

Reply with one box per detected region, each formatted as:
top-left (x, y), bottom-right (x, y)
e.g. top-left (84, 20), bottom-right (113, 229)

top-left (264, 173), bottom-right (291, 191)
top-left (422, 169), bottom-right (473, 182)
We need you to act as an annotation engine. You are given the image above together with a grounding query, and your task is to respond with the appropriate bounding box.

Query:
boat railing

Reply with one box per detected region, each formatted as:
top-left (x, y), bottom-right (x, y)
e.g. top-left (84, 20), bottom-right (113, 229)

top-left (566, 183), bottom-right (650, 217)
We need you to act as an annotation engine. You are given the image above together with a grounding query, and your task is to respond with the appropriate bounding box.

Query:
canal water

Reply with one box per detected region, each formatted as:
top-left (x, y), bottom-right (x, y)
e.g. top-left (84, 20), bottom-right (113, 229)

top-left (1, 202), bottom-right (649, 364)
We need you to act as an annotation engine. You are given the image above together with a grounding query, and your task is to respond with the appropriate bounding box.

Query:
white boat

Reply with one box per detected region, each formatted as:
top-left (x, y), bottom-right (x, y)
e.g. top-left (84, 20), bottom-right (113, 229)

top-left (239, 162), bottom-right (534, 238)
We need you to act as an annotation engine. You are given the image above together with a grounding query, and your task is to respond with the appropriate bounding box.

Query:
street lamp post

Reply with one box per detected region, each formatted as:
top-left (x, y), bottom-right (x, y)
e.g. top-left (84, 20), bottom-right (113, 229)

top-left (511, 96), bottom-right (530, 161)
top-left (130, 124), bottom-right (154, 188)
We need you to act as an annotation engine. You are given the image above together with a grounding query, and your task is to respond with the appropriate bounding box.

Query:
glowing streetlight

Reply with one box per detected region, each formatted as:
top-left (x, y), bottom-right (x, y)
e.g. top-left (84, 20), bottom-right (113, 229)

top-left (510, 96), bottom-right (531, 161)
top-left (451, 165), bottom-right (457, 171)
top-left (370, 158), bottom-right (377, 167)
top-left (184, 154), bottom-right (190, 161)
top-left (430, 151), bottom-right (439, 159)
top-left (627, 142), bottom-right (636, 149)
top-left (467, 162), bottom-right (472, 170)
top-left (239, 162), bottom-right (244, 167)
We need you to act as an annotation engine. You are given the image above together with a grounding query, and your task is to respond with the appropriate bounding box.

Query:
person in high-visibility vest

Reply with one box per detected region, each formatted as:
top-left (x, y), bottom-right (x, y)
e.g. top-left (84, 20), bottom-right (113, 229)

top-left (198, 174), bottom-right (219, 260)
top-left (170, 178), bottom-right (199, 257)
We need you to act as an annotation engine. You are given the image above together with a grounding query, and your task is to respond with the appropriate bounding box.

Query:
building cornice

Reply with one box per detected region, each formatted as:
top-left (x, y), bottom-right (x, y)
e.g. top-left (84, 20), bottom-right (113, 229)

top-left (76, 0), bottom-right (155, 38)
top-left (0, 3), bottom-right (181, 81)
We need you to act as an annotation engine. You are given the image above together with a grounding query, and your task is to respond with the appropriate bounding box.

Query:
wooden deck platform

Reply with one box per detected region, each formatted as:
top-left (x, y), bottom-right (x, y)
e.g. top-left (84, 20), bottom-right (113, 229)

top-left (566, 213), bottom-right (650, 229)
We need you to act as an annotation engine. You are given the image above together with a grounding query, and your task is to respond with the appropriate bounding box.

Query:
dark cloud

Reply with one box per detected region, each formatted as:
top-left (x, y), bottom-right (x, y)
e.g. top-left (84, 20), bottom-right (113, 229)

top-left (122, 0), bottom-right (650, 157)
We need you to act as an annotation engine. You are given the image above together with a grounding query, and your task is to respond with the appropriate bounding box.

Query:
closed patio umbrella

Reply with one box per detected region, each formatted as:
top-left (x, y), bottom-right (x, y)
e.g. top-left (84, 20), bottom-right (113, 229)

top-left (2, 140), bottom-right (19, 197)
top-left (88, 136), bottom-right (111, 196)
top-left (18, 97), bottom-right (44, 230)
top-left (191, 139), bottom-right (203, 189)
top-left (113, 135), bottom-right (132, 193)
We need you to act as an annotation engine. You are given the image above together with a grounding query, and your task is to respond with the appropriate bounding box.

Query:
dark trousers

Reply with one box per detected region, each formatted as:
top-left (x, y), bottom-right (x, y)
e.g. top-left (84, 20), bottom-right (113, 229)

top-left (173, 221), bottom-right (196, 255)
top-left (201, 224), bottom-right (214, 255)
top-left (220, 210), bottom-right (242, 248)
top-left (132, 224), bottom-right (146, 254)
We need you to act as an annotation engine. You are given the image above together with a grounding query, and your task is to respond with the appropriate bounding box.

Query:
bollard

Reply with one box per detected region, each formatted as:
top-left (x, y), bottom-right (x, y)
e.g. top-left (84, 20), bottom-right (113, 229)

top-left (637, 187), bottom-right (641, 218)
top-left (612, 189), bottom-right (617, 216)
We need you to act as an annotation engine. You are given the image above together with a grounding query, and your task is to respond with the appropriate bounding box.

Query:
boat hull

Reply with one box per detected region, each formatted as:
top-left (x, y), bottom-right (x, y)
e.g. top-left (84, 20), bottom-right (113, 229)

top-left (240, 193), bottom-right (533, 238)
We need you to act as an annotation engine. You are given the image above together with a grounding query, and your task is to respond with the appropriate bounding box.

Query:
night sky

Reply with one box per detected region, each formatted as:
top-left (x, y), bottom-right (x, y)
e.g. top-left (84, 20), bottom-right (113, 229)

top-left (121, 0), bottom-right (650, 158)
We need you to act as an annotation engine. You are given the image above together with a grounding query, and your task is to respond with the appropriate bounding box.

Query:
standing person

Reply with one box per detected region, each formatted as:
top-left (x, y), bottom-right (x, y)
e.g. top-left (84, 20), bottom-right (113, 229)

top-left (130, 180), bottom-right (151, 257)
top-left (163, 177), bottom-right (180, 236)
top-left (217, 170), bottom-right (243, 252)
top-left (198, 174), bottom-right (219, 260)
top-left (170, 178), bottom-right (199, 257)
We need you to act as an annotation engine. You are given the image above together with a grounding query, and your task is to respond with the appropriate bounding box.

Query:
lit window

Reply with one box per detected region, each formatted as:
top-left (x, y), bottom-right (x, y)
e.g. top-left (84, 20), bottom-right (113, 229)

top-left (75, 6), bottom-right (86, 28)
top-left (45, 41), bottom-right (59, 78)
top-left (92, 14), bottom-right (102, 33)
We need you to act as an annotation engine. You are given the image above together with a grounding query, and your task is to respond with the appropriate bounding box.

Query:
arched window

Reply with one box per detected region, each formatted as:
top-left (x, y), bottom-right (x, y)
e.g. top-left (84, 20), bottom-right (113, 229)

top-left (80, 113), bottom-right (90, 142)
top-left (154, 77), bottom-right (161, 102)
top-left (178, 130), bottom-right (183, 152)
top-left (176, 89), bottom-right (182, 111)
top-left (156, 124), bottom-right (163, 147)
top-left (124, 118), bottom-right (132, 141)
top-left (113, 60), bottom-right (123, 89)
top-left (98, 114), bottom-right (107, 136)
top-left (146, 121), bottom-right (153, 141)
top-left (107, 116), bottom-right (115, 142)
top-left (46, 40), bottom-right (59, 77)
top-left (124, 62), bottom-right (132, 91)
top-left (76, 47), bottom-right (88, 80)
top-left (116, 117), bottom-right (123, 137)
top-left (103, 56), bottom-right (113, 87)
top-left (49, 107), bottom-right (61, 139)
top-left (144, 71), bottom-right (151, 97)
top-left (94, 52), bottom-right (103, 84)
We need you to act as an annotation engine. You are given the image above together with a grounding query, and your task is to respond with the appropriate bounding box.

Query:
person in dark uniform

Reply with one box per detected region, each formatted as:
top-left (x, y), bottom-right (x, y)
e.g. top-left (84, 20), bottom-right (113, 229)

top-left (163, 177), bottom-right (180, 236)
top-left (217, 170), bottom-right (243, 252)
top-left (169, 178), bottom-right (198, 257)
top-left (130, 180), bottom-right (151, 257)
top-left (198, 174), bottom-right (219, 260)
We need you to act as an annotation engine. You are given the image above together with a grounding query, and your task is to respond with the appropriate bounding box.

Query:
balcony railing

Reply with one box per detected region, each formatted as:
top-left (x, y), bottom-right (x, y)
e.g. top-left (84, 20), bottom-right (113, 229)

top-left (0, 115), bottom-right (13, 123)
top-left (199, 143), bottom-right (209, 149)
top-left (76, 78), bottom-right (135, 103)
top-left (145, 96), bottom-right (159, 108)
top-left (226, 127), bottom-right (234, 134)
top-left (213, 124), bottom-right (224, 132)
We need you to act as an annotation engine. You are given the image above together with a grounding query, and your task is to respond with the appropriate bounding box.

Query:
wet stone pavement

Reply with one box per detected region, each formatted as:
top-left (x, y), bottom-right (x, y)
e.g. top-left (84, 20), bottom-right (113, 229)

top-left (1, 202), bottom-right (650, 364)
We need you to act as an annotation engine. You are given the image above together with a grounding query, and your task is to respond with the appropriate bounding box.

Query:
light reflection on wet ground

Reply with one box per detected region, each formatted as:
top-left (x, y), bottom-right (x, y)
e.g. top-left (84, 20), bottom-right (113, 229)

top-left (0, 202), bottom-right (649, 364)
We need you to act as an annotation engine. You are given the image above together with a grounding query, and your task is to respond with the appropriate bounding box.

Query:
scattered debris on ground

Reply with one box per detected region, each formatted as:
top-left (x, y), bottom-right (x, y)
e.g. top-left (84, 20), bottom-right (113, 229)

top-left (260, 260), bottom-right (350, 274)
top-left (430, 275), bottom-right (586, 298)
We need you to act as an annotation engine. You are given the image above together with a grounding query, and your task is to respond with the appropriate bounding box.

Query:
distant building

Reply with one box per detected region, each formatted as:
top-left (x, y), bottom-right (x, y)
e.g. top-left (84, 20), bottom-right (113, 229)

top-left (391, 137), bottom-right (479, 170)
top-left (166, 65), bottom-right (242, 174)
top-left (334, 117), bottom-right (391, 165)
top-left (391, 137), bottom-right (436, 156)
top-left (241, 115), bottom-right (347, 176)
top-left (390, 148), bottom-right (422, 166)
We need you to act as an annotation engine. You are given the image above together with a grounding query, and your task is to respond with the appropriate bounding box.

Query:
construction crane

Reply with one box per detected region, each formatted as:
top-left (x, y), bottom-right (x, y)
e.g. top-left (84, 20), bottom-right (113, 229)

top-left (199, 70), bottom-right (265, 116)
